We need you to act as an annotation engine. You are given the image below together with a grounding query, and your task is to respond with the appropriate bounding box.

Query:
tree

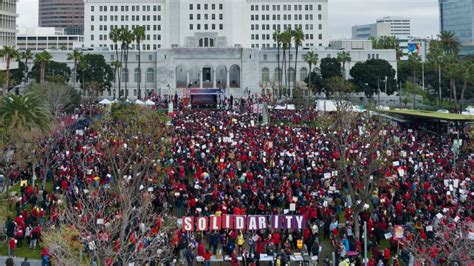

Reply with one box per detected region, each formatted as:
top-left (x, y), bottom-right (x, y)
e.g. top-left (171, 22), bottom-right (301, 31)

top-left (0, 93), bottom-right (51, 191)
top-left (0, 46), bottom-right (19, 92)
top-left (30, 60), bottom-right (71, 85)
top-left (337, 51), bottom-right (351, 77)
top-left (133, 26), bottom-right (146, 100)
top-left (439, 31), bottom-right (460, 55)
top-left (111, 60), bottom-right (122, 98)
top-left (52, 105), bottom-right (174, 265)
top-left (304, 51), bottom-right (318, 91)
top-left (350, 59), bottom-right (397, 98)
top-left (292, 26), bottom-right (304, 95)
top-left (304, 71), bottom-right (324, 94)
top-left (444, 55), bottom-right (461, 106)
top-left (324, 76), bottom-right (355, 98)
top-left (110, 28), bottom-right (123, 97)
top-left (76, 54), bottom-right (114, 98)
top-left (120, 29), bottom-right (135, 98)
top-left (319, 99), bottom-right (392, 239)
top-left (78, 58), bottom-right (90, 95)
top-left (320, 57), bottom-right (342, 80)
top-left (42, 225), bottom-right (92, 265)
top-left (428, 40), bottom-right (447, 101)
top-left (67, 50), bottom-right (83, 89)
top-left (0, 93), bottom-right (51, 132)
top-left (402, 218), bottom-right (474, 265)
top-left (27, 82), bottom-right (81, 116)
top-left (34, 50), bottom-right (53, 84)
top-left (273, 30), bottom-right (282, 96)
top-left (371, 36), bottom-right (402, 60)
top-left (459, 60), bottom-right (474, 110)
top-left (407, 54), bottom-right (421, 85)
top-left (280, 30), bottom-right (292, 96)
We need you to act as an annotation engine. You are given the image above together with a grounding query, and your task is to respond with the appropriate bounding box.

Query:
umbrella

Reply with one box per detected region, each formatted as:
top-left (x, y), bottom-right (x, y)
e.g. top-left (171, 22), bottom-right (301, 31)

top-left (145, 99), bottom-right (156, 106)
top-left (99, 99), bottom-right (112, 105)
top-left (201, 172), bottom-right (209, 179)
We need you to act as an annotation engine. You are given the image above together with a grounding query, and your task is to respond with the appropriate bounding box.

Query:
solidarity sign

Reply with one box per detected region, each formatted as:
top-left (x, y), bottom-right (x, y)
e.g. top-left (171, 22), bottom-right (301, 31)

top-left (182, 215), bottom-right (306, 231)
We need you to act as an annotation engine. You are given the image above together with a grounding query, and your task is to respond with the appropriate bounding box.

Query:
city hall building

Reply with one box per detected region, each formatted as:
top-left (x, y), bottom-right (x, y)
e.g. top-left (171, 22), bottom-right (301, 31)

top-left (36, 0), bottom-right (397, 99)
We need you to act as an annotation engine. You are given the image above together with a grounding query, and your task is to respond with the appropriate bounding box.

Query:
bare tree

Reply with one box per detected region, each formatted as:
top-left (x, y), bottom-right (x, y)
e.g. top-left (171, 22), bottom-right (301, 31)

top-left (48, 105), bottom-right (175, 265)
top-left (319, 85), bottom-right (393, 239)
top-left (28, 82), bottom-right (81, 117)
top-left (402, 218), bottom-right (474, 264)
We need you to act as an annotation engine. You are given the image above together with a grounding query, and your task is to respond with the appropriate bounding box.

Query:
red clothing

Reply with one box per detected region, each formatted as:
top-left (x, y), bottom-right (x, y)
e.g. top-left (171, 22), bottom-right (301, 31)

top-left (198, 243), bottom-right (205, 256)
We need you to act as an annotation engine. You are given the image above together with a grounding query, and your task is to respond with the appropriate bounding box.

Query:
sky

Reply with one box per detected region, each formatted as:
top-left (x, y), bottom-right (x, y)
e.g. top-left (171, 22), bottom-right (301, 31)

top-left (17, 0), bottom-right (440, 39)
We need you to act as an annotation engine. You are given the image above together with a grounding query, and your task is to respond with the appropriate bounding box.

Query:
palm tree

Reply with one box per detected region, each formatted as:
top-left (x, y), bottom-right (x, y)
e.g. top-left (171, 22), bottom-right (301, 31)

top-left (34, 50), bottom-right (52, 84)
top-left (78, 58), bottom-right (90, 96)
top-left (428, 40), bottom-right (446, 101)
top-left (445, 55), bottom-right (460, 106)
top-left (133, 26), bottom-right (146, 100)
top-left (66, 49), bottom-right (83, 89)
top-left (439, 31), bottom-right (460, 55)
top-left (408, 54), bottom-right (421, 84)
top-left (110, 28), bottom-right (123, 97)
top-left (304, 51), bottom-right (318, 91)
top-left (111, 60), bottom-right (122, 99)
top-left (0, 46), bottom-right (19, 92)
top-left (280, 30), bottom-right (292, 97)
top-left (292, 27), bottom-right (304, 96)
top-left (120, 29), bottom-right (135, 99)
top-left (272, 30), bottom-right (281, 97)
top-left (459, 60), bottom-right (474, 111)
top-left (20, 49), bottom-right (33, 82)
top-left (0, 93), bottom-right (50, 132)
top-left (336, 51), bottom-right (351, 77)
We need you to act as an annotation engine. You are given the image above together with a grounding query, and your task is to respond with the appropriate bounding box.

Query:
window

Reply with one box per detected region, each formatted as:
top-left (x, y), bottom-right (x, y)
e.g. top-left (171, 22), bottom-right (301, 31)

top-left (190, 24), bottom-right (193, 30)
top-left (134, 68), bottom-right (141, 82)
top-left (146, 68), bottom-right (154, 83)
top-left (219, 4), bottom-right (223, 9)
top-left (91, 6), bottom-right (94, 12)
top-left (318, 5), bottom-right (322, 10)
top-left (190, 14), bottom-right (193, 20)
top-left (288, 68), bottom-right (295, 82)
top-left (263, 54), bottom-right (267, 61)
top-left (189, 4), bottom-right (193, 10)
top-left (148, 55), bottom-right (153, 61)
top-left (122, 68), bottom-right (129, 82)
top-left (262, 68), bottom-right (269, 82)
top-left (219, 24), bottom-right (223, 30)
top-left (274, 68), bottom-right (282, 82)
top-left (300, 68), bottom-right (308, 82)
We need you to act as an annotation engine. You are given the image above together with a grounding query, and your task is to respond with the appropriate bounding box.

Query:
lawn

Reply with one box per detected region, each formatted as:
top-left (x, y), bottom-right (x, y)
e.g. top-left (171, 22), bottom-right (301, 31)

top-left (0, 180), bottom-right (53, 260)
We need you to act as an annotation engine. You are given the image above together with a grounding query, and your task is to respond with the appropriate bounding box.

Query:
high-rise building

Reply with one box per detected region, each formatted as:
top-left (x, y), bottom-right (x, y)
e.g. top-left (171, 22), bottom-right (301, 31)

top-left (352, 23), bottom-right (391, 40)
top-left (83, 0), bottom-right (328, 50)
top-left (0, 0), bottom-right (17, 47)
top-left (439, 0), bottom-right (474, 45)
top-left (376, 17), bottom-right (411, 37)
top-left (39, 0), bottom-right (84, 35)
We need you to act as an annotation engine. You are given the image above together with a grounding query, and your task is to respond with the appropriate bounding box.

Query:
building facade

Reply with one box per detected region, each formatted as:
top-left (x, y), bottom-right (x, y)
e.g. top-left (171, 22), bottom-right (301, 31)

top-left (39, 0), bottom-right (84, 35)
top-left (439, 0), bottom-right (474, 45)
top-left (83, 0), bottom-right (328, 50)
top-left (376, 17), bottom-right (411, 37)
top-left (0, 0), bottom-right (17, 47)
top-left (17, 27), bottom-right (84, 51)
top-left (352, 23), bottom-right (391, 40)
top-left (38, 42), bottom-right (396, 99)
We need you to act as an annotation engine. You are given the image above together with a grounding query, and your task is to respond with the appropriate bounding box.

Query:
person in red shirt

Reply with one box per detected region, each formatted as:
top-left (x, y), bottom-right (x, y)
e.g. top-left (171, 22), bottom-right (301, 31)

top-left (203, 249), bottom-right (212, 266)
top-left (8, 237), bottom-right (16, 257)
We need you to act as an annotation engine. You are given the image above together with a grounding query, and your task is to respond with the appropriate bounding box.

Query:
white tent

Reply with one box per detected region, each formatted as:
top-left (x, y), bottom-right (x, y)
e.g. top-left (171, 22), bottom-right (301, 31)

top-left (274, 104), bottom-right (296, 110)
top-left (99, 99), bottom-right (112, 105)
top-left (315, 99), bottom-right (337, 112)
top-left (145, 99), bottom-right (156, 106)
top-left (135, 99), bottom-right (145, 105)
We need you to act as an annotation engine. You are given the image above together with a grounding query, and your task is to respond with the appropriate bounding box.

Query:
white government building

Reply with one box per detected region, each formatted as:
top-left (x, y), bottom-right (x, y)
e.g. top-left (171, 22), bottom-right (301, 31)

top-left (38, 0), bottom-right (397, 99)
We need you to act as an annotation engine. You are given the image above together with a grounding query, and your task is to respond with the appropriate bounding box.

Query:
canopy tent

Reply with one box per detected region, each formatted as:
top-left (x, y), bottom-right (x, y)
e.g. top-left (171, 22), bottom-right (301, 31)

top-left (385, 109), bottom-right (474, 122)
top-left (315, 100), bottom-right (337, 112)
top-left (135, 100), bottom-right (145, 105)
top-left (274, 104), bottom-right (296, 110)
top-left (145, 99), bottom-right (156, 106)
top-left (98, 99), bottom-right (113, 105)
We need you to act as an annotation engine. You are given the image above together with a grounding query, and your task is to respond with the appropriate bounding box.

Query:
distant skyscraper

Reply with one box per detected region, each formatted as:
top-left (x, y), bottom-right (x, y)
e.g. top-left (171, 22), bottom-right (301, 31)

top-left (439, 0), bottom-right (474, 45)
top-left (39, 0), bottom-right (84, 35)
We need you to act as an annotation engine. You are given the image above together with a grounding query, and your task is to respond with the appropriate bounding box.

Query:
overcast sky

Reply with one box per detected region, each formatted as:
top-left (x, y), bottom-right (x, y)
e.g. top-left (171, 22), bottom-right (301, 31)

top-left (17, 0), bottom-right (440, 39)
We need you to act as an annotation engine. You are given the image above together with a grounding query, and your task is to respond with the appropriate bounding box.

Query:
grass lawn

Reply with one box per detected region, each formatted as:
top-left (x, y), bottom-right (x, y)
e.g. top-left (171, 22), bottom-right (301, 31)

top-left (0, 243), bottom-right (42, 260)
top-left (0, 180), bottom-right (54, 260)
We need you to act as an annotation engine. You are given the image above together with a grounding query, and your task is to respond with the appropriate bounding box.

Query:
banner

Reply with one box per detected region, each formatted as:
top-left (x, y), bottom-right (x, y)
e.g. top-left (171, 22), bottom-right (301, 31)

top-left (394, 225), bottom-right (404, 239)
top-left (182, 215), bottom-right (305, 232)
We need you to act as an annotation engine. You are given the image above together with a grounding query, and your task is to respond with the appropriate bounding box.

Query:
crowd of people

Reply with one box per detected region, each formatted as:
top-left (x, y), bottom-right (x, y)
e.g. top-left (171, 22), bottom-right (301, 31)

top-left (2, 99), bottom-right (473, 265)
